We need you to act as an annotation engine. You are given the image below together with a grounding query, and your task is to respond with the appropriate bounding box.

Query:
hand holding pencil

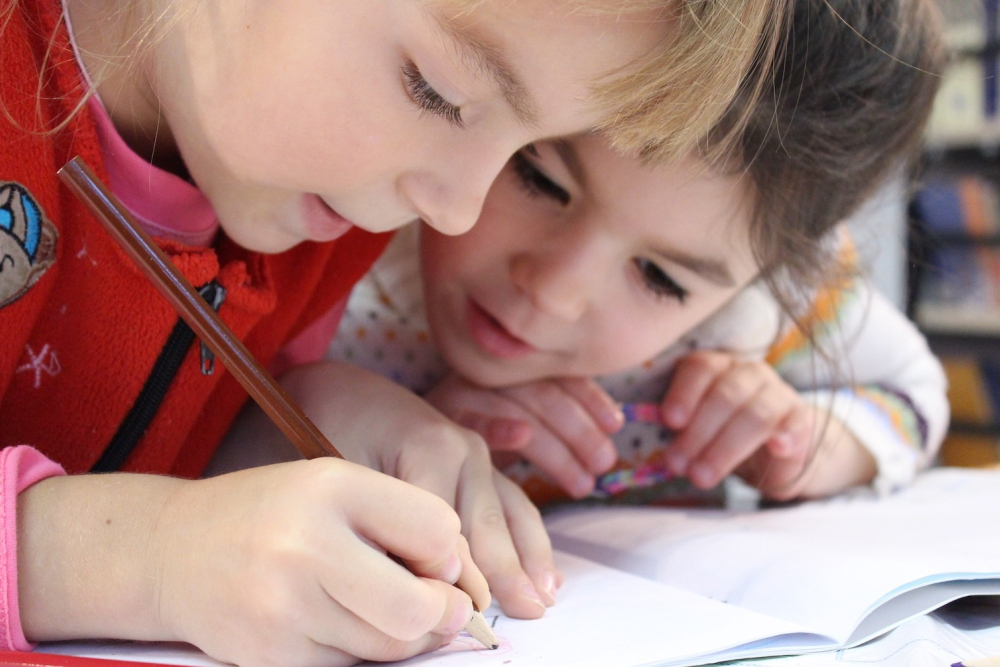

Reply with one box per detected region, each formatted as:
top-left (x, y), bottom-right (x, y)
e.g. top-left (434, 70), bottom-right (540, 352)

top-left (53, 158), bottom-right (518, 661)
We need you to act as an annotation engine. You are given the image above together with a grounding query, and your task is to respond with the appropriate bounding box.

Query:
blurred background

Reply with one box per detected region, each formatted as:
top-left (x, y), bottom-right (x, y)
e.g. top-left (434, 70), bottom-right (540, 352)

top-left (875, 0), bottom-right (1000, 467)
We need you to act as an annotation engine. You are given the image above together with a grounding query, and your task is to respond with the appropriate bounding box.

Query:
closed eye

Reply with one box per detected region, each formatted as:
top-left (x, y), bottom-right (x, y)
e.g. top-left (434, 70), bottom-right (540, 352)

top-left (402, 61), bottom-right (463, 127)
top-left (634, 258), bottom-right (688, 303)
top-left (511, 150), bottom-right (570, 205)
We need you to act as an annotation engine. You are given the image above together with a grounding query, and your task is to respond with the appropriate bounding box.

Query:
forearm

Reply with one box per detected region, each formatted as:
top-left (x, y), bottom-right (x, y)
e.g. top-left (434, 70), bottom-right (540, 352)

top-left (18, 473), bottom-right (185, 642)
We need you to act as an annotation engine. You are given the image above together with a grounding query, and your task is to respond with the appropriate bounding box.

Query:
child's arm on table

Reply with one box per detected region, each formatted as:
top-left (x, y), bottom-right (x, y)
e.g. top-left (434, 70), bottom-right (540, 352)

top-left (17, 455), bottom-right (479, 667)
top-left (658, 350), bottom-right (876, 500)
top-left (213, 360), bottom-right (558, 615)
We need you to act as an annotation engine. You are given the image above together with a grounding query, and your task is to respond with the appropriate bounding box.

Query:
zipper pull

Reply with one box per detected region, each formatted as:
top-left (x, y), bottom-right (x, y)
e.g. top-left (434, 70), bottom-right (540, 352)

top-left (197, 281), bottom-right (227, 375)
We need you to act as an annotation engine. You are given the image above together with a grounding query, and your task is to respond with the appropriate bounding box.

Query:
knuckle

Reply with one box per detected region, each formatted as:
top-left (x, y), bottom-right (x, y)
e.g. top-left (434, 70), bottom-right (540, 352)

top-left (476, 503), bottom-right (510, 532)
top-left (712, 381), bottom-right (744, 407)
top-left (744, 403), bottom-right (778, 430)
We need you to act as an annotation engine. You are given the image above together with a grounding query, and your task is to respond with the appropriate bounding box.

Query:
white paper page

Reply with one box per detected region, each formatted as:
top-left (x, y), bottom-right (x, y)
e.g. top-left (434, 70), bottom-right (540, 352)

top-left (364, 551), bottom-right (825, 667)
top-left (545, 468), bottom-right (1000, 642)
top-left (727, 597), bottom-right (1000, 667)
top-left (37, 552), bottom-right (820, 667)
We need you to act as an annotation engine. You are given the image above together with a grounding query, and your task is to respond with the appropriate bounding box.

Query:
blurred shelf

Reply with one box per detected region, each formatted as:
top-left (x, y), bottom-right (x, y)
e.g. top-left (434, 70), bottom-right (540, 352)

top-left (917, 304), bottom-right (1000, 335)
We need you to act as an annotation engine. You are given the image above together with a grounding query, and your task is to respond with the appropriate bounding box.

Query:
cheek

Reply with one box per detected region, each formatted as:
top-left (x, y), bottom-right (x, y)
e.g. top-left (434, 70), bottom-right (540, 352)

top-left (581, 302), bottom-right (703, 375)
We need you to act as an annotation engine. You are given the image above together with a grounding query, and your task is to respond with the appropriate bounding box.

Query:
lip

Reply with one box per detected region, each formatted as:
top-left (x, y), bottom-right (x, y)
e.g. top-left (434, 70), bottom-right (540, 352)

top-left (465, 298), bottom-right (537, 360)
top-left (302, 194), bottom-right (354, 242)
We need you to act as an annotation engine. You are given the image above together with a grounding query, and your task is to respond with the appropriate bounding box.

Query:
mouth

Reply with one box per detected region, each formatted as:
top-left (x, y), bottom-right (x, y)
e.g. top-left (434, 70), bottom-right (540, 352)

top-left (303, 195), bottom-right (355, 242)
top-left (465, 298), bottom-right (537, 360)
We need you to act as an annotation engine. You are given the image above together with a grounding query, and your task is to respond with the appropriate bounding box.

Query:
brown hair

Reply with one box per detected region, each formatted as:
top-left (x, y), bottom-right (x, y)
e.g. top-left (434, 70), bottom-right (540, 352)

top-left (705, 0), bottom-right (945, 317)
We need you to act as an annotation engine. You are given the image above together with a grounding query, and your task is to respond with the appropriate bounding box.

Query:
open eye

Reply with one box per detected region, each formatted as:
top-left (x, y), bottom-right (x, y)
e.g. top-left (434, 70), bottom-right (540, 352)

top-left (511, 150), bottom-right (570, 205)
top-left (402, 61), bottom-right (463, 127)
top-left (634, 258), bottom-right (688, 303)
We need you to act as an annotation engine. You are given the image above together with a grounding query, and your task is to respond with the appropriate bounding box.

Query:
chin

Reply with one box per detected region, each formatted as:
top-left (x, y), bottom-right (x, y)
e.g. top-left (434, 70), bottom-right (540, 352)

top-left (443, 348), bottom-right (539, 390)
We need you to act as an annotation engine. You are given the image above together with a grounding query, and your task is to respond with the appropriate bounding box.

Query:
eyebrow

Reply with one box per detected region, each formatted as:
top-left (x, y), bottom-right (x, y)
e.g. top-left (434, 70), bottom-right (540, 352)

top-left (652, 247), bottom-right (736, 288)
top-left (433, 13), bottom-right (540, 128)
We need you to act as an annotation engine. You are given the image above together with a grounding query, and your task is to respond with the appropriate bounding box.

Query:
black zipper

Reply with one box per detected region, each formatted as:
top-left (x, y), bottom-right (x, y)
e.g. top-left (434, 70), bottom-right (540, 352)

top-left (90, 281), bottom-right (227, 472)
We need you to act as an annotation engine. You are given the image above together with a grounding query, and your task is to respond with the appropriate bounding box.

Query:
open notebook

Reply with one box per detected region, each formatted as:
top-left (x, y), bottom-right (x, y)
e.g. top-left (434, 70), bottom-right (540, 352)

top-left (35, 467), bottom-right (1000, 667)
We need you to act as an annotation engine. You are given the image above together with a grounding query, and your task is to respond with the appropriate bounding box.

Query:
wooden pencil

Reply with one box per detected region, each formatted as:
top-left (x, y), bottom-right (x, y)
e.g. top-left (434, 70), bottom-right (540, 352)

top-left (954, 656), bottom-right (1000, 667)
top-left (464, 604), bottom-right (499, 650)
top-left (57, 156), bottom-right (497, 650)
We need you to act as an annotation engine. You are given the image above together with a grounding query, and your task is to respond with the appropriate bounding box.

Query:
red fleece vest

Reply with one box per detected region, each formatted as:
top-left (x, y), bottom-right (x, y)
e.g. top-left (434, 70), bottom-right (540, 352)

top-left (0, 0), bottom-right (391, 476)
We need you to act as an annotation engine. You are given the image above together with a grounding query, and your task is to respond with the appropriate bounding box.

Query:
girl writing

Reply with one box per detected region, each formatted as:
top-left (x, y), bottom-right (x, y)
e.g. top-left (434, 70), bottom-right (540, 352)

top-left (0, 0), bottom-right (785, 665)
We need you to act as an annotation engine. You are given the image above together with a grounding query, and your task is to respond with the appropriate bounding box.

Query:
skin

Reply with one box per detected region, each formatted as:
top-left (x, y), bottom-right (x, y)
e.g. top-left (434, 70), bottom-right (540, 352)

top-left (420, 135), bottom-right (876, 501)
top-left (19, 1), bottom-right (674, 665)
top-left (68, 0), bottom-right (668, 249)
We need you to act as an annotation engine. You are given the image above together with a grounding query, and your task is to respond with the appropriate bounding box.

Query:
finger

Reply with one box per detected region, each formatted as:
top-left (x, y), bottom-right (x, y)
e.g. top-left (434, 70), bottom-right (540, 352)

top-left (502, 382), bottom-right (617, 476)
top-left (455, 449), bottom-right (549, 620)
top-left (735, 405), bottom-right (815, 497)
top-left (493, 471), bottom-right (560, 607)
top-left (517, 426), bottom-right (597, 499)
top-left (665, 365), bottom-right (762, 476)
top-left (451, 410), bottom-right (533, 452)
top-left (450, 533), bottom-right (492, 615)
top-left (317, 522), bottom-right (471, 643)
top-left (554, 377), bottom-right (625, 433)
top-left (660, 351), bottom-right (734, 429)
top-left (766, 404), bottom-right (814, 460)
top-left (486, 418), bottom-right (533, 452)
top-left (760, 408), bottom-right (819, 499)
top-left (687, 383), bottom-right (792, 489)
top-left (340, 463), bottom-right (485, 595)
top-left (306, 570), bottom-right (463, 664)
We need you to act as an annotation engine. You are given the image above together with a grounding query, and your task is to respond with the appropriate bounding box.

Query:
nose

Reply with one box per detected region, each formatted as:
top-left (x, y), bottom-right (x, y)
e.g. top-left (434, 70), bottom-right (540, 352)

top-left (398, 141), bottom-right (513, 236)
top-left (509, 232), bottom-right (597, 323)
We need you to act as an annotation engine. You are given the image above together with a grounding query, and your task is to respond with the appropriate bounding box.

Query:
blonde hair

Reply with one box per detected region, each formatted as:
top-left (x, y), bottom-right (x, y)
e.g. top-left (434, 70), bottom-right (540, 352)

top-left (5, 0), bottom-right (787, 164)
top-left (592, 1), bottom-right (790, 163)
top-left (446, 0), bottom-right (790, 163)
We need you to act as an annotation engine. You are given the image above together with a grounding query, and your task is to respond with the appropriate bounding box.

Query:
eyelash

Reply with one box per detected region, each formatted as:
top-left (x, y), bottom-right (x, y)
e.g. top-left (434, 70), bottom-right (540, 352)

top-left (634, 258), bottom-right (688, 303)
top-left (402, 61), bottom-right (463, 127)
top-left (512, 151), bottom-right (687, 304)
top-left (511, 150), bottom-right (570, 205)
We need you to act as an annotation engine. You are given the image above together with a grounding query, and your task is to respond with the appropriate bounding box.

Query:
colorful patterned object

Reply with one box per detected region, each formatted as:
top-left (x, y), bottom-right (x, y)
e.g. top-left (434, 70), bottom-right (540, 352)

top-left (595, 462), bottom-right (674, 496)
top-left (622, 402), bottom-right (662, 424)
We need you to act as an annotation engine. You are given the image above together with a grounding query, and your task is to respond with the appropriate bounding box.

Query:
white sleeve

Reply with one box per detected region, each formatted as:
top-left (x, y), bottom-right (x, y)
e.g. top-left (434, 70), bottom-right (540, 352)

top-left (772, 279), bottom-right (949, 494)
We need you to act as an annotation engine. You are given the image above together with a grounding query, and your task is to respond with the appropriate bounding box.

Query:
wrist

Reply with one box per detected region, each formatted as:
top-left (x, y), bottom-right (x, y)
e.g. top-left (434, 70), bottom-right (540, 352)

top-left (19, 472), bottom-right (188, 643)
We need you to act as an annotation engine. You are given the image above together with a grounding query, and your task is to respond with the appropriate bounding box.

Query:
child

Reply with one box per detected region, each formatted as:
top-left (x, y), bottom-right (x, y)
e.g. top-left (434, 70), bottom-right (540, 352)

top-left (0, 0), bottom-right (786, 664)
top-left (327, 0), bottom-right (948, 506)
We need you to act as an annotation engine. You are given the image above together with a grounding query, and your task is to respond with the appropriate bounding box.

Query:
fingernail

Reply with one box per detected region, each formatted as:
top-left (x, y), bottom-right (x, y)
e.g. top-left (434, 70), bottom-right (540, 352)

top-left (665, 405), bottom-right (686, 426)
top-left (441, 553), bottom-right (462, 584)
top-left (540, 570), bottom-right (558, 606)
top-left (593, 445), bottom-right (617, 472)
top-left (445, 600), bottom-right (473, 634)
top-left (603, 405), bottom-right (625, 431)
top-left (665, 451), bottom-right (687, 475)
top-left (690, 462), bottom-right (714, 488)
top-left (520, 581), bottom-right (546, 610)
top-left (571, 474), bottom-right (595, 498)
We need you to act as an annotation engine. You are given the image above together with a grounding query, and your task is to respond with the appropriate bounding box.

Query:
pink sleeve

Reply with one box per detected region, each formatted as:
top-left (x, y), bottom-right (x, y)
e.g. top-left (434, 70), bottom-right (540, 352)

top-left (270, 296), bottom-right (349, 378)
top-left (0, 446), bottom-right (66, 651)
